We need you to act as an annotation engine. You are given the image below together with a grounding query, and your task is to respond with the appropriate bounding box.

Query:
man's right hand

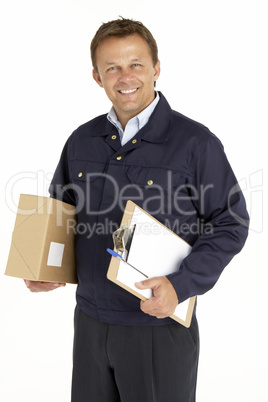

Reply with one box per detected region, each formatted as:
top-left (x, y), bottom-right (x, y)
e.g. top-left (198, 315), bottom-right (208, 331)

top-left (24, 280), bottom-right (66, 293)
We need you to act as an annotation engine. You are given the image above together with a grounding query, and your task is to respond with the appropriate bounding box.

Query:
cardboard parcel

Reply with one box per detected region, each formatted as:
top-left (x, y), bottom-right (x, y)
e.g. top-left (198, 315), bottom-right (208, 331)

top-left (5, 194), bottom-right (77, 284)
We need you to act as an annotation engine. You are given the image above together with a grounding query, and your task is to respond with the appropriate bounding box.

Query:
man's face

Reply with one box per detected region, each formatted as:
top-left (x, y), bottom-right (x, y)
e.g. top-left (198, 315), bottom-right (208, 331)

top-left (93, 34), bottom-right (160, 127)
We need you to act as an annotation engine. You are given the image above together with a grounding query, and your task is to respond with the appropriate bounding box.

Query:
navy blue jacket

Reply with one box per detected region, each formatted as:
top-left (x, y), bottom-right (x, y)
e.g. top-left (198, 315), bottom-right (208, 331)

top-left (49, 92), bottom-right (249, 326)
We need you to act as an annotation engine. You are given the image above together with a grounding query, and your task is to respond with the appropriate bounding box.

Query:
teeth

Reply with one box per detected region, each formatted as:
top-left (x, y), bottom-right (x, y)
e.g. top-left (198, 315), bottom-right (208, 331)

top-left (119, 88), bottom-right (138, 94)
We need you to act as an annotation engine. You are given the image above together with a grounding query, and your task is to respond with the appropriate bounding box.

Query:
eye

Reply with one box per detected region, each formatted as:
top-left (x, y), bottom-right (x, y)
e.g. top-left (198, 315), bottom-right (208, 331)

top-left (132, 63), bottom-right (141, 67)
top-left (107, 66), bottom-right (117, 72)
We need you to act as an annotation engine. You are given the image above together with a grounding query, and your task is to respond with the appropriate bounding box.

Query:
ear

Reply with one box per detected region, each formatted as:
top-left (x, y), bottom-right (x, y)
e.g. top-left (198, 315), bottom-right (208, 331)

top-left (153, 60), bottom-right (161, 82)
top-left (92, 68), bottom-right (104, 88)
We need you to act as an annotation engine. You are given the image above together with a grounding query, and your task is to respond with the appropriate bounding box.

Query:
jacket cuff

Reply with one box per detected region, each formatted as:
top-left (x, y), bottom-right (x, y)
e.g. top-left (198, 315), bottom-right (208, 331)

top-left (166, 272), bottom-right (191, 304)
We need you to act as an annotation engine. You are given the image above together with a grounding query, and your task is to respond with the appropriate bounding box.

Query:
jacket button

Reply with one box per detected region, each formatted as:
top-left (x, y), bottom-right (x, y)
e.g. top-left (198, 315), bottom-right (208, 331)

top-left (132, 139), bottom-right (137, 144)
top-left (116, 155), bottom-right (122, 161)
top-left (78, 172), bottom-right (83, 178)
top-left (111, 135), bottom-right (117, 140)
top-left (147, 179), bottom-right (153, 185)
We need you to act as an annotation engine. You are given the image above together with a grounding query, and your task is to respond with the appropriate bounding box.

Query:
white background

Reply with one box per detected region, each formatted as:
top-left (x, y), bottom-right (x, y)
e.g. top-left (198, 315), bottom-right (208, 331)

top-left (0, 1), bottom-right (267, 401)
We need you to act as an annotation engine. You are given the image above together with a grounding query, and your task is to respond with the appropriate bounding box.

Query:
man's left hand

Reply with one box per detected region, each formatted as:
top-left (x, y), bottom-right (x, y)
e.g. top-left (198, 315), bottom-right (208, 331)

top-left (135, 276), bottom-right (179, 319)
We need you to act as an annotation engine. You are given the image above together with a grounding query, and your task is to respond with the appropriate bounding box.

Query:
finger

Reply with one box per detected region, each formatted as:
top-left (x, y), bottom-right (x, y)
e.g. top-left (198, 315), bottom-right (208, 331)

top-left (140, 298), bottom-right (172, 316)
top-left (140, 301), bottom-right (169, 318)
top-left (140, 298), bottom-right (161, 314)
top-left (155, 314), bottom-right (170, 319)
top-left (45, 282), bottom-right (66, 286)
top-left (135, 277), bottom-right (160, 290)
top-left (43, 283), bottom-right (66, 290)
top-left (25, 280), bottom-right (66, 292)
top-left (40, 282), bottom-right (66, 290)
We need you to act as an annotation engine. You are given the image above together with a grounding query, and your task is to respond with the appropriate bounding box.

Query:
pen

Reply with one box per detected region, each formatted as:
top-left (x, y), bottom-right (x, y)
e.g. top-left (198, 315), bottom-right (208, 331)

top-left (106, 248), bottom-right (148, 278)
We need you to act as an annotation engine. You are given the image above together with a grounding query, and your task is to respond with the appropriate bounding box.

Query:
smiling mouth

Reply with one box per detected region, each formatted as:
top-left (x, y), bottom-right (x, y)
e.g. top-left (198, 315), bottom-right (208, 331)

top-left (118, 88), bottom-right (138, 94)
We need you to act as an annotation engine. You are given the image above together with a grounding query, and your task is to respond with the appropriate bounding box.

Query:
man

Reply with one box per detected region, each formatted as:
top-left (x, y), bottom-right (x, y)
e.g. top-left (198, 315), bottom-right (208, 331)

top-left (25, 17), bottom-right (249, 401)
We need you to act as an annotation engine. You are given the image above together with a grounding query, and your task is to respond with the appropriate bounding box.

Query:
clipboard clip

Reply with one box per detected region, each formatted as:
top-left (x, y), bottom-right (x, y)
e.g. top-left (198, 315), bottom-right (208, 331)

top-left (112, 224), bottom-right (136, 261)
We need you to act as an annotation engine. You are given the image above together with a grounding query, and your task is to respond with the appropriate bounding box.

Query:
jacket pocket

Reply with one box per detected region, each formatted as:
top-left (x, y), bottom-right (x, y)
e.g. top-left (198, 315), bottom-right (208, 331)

top-left (126, 166), bottom-right (186, 216)
top-left (71, 160), bottom-right (107, 183)
top-left (70, 160), bottom-right (107, 212)
top-left (126, 166), bottom-right (184, 189)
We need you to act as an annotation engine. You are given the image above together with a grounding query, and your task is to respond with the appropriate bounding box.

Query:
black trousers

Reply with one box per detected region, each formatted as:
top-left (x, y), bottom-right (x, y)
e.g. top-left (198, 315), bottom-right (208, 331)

top-left (71, 307), bottom-right (199, 402)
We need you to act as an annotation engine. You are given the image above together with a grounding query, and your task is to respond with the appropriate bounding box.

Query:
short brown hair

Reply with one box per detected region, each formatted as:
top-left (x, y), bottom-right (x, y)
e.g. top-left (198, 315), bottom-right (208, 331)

top-left (90, 17), bottom-right (158, 72)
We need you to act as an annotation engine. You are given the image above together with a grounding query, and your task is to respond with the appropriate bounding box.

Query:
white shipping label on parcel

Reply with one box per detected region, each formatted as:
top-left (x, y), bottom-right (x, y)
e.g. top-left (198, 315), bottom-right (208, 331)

top-left (47, 242), bottom-right (65, 267)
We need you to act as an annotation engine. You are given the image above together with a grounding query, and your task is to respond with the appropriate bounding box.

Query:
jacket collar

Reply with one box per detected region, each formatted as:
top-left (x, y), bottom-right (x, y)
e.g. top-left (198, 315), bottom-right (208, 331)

top-left (90, 92), bottom-right (172, 144)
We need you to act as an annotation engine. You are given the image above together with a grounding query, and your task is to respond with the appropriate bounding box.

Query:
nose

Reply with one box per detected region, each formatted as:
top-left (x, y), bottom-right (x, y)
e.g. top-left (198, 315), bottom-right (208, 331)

top-left (118, 68), bottom-right (135, 84)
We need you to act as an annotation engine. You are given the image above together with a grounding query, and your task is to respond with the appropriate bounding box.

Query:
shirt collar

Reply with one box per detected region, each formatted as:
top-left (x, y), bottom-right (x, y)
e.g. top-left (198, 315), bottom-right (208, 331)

top-left (107, 91), bottom-right (160, 134)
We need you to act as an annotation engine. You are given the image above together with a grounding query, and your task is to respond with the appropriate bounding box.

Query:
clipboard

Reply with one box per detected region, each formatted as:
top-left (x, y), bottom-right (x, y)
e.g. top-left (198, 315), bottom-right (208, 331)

top-left (107, 200), bottom-right (196, 328)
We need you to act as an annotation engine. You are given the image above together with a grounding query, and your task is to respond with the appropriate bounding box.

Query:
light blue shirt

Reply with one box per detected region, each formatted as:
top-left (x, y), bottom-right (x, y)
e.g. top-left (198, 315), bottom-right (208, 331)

top-left (107, 91), bottom-right (160, 146)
